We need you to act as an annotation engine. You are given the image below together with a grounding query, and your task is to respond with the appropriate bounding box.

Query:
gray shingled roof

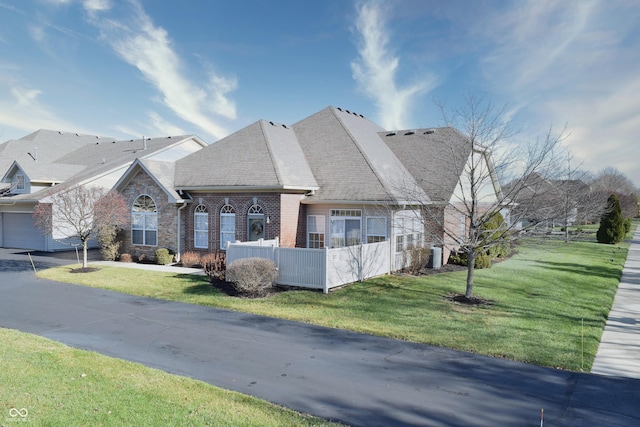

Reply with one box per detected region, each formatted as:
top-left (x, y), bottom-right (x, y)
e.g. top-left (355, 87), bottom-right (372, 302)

top-left (0, 129), bottom-right (114, 177)
top-left (175, 120), bottom-right (318, 190)
top-left (293, 106), bottom-right (429, 203)
top-left (381, 127), bottom-right (472, 202)
top-left (8, 160), bottom-right (85, 183)
top-left (1, 132), bottom-right (200, 201)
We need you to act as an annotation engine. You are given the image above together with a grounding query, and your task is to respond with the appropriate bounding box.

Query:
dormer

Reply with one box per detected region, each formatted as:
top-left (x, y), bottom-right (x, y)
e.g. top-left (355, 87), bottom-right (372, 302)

top-left (1, 161), bottom-right (30, 194)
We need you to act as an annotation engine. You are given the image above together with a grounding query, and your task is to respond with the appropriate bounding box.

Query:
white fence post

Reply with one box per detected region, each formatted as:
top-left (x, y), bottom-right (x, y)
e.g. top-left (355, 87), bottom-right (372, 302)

top-left (323, 247), bottom-right (329, 294)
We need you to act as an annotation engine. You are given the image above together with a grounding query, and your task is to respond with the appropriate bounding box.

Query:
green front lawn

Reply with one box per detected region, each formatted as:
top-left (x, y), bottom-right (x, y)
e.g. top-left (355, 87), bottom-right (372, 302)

top-left (0, 328), bottom-right (342, 426)
top-left (38, 237), bottom-right (629, 371)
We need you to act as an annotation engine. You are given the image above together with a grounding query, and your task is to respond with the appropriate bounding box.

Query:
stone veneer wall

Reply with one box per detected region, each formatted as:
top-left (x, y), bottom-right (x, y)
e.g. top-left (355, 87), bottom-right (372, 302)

top-left (120, 171), bottom-right (181, 261)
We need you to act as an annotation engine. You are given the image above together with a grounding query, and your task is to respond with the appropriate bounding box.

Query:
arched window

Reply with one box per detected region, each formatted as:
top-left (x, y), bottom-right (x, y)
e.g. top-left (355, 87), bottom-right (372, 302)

top-left (247, 204), bottom-right (265, 241)
top-left (220, 204), bottom-right (235, 249)
top-left (194, 204), bottom-right (208, 249)
top-left (132, 195), bottom-right (157, 246)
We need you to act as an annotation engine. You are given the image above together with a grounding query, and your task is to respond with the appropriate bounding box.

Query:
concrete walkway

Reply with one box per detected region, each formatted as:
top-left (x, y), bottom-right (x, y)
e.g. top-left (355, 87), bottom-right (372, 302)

top-left (592, 227), bottom-right (640, 378)
top-left (93, 259), bottom-right (206, 275)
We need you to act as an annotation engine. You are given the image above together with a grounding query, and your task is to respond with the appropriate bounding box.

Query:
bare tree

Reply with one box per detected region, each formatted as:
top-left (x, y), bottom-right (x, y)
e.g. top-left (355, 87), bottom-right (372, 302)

top-left (590, 167), bottom-right (639, 218)
top-left (393, 94), bottom-right (565, 300)
top-left (537, 154), bottom-right (602, 243)
top-left (33, 186), bottom-right (129, 269)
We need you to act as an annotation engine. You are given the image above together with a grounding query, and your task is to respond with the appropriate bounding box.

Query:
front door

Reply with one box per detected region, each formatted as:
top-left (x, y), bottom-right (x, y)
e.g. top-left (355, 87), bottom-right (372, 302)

top-left (248, 216), bottom-right (265, 241)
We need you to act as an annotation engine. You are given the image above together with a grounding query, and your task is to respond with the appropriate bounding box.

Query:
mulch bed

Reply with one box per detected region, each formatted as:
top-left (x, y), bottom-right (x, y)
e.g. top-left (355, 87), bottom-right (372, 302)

top-left (209, 278), bottom-right (287, 298)
top-left (70, 267), bottom-right (101, 273)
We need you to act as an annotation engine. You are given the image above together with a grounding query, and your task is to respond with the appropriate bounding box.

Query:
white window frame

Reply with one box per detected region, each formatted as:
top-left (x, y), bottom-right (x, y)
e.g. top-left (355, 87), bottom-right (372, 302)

top-left (307, 215), bottom-right (326, 248)
top-left (15, 174), bottom-right (25, 191)
top-left (330, 209), bottom-right (361, 248)
top-left (366, 216), bottom-right (387, 243)
top-left (194, 204), bottom-right (208, 249)
top-left (394, 210), bottom-right (423, 253)
top-left (220, 204), bottom-right (235, 250)
top-left (131, 194), bottom-right (157, 246)
top-left (247, 204), bottom-right (265, 241)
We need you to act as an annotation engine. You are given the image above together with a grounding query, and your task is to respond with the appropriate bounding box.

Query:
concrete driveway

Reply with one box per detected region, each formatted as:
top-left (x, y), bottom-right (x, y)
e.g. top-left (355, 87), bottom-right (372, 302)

top-left (0, 249), bottom-right (639, 426)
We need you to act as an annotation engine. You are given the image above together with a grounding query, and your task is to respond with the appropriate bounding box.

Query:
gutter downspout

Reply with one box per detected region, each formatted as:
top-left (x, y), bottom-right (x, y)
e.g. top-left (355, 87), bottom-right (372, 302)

top-left (177, 201), bottom-right (187, 262)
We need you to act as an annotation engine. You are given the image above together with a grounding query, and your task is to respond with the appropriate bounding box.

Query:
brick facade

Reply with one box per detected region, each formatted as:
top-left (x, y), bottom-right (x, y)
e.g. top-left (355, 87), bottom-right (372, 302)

top-left (118, 168), bottom-right (458, 266)
top-left (181, 192), bottom-right (306, 254)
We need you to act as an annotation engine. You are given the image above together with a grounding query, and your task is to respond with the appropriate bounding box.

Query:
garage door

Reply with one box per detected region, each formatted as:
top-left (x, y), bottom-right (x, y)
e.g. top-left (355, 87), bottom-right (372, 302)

top-left (2, 213), bottom-right (47, 251)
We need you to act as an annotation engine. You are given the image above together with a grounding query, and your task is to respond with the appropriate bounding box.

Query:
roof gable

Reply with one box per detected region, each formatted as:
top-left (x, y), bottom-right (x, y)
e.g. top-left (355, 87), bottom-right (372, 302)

top-left (115, 158), bottom-right (185, 203)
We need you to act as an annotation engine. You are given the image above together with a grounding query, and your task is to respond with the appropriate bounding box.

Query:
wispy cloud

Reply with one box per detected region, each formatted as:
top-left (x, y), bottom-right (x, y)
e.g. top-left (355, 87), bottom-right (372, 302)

top-left (82, 0), bottom-right (110, 13)
top-left (351, 1), bottom-right (436, 130)
top-left (88, 0), bottom-right (237, 139)
top-left (0, 84), bottom-right (90, 135)
top-left (472, 0), bottom-right (640, 182)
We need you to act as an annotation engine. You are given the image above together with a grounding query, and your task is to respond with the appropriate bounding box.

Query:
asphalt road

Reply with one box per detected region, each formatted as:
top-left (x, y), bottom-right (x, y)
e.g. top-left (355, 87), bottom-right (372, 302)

top-left (1, 249), bottom-right (639, 426)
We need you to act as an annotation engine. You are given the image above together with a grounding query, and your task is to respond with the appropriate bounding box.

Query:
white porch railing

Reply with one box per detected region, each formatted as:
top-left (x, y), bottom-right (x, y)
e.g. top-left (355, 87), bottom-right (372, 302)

top-left (226, 240), bottom-right (391, 293)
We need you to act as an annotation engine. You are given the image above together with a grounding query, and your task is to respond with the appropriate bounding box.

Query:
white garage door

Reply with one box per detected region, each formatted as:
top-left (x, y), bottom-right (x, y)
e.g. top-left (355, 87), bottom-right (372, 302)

top-left (2, 213), bottom-right (47, 251)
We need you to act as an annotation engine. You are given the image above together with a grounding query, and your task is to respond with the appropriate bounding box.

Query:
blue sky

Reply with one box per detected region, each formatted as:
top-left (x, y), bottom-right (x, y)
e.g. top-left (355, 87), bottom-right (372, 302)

top-left (1, 0), bottom-right (639, 185)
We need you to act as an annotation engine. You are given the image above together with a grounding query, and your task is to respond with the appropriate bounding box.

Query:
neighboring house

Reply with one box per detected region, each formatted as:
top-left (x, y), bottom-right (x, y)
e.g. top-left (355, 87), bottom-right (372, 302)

top-left (115, 106), bottom-right (498, 267)
top-left (506, 172), bottom-right (591, 229)
top-left (0, 130), bottom-right (207, 251)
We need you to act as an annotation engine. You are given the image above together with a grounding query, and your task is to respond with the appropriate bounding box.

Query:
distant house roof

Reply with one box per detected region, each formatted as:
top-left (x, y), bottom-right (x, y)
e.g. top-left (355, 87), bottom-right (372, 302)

top-left (0, 132), bottom-right (205, 202)
top-left (0, 129), bottom-right (114, 175)
top-left (174, 120), bottom-right (318, 191)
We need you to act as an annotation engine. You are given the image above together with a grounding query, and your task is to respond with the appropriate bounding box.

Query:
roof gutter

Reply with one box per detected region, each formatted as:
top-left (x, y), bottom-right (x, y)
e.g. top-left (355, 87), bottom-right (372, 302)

top-left (176, 185), bottom-right (319, 193)
top-left (300, 198), bottom-right (440, 206)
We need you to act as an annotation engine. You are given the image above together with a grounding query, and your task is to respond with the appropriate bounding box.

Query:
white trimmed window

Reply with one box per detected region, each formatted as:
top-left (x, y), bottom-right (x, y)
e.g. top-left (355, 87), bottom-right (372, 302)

top-left (330, 209), bottom-right (361, 248)
top-left (247, 204), bottom-right (265, 241)
top-left (132, 195), bottom-right (157, 246)
top-left (15, 174), bottom-right (25, 191)
top-left (307, 215), bottom-right (325, 248)
top-left (220, 204), bottom-right (235, 249)
top-left (394, 210), bottom-right (423, 253)
top-left (194, 205), bottom-right (208, 249)
top-left (366, 217), bottom-right (387, 243)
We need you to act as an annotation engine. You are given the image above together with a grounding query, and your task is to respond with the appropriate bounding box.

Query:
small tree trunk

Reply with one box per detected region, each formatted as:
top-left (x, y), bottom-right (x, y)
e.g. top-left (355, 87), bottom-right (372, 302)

top-left (82, 240), bottom-right (89, 269)
top-left (465, 251), bottom-right (475, 299)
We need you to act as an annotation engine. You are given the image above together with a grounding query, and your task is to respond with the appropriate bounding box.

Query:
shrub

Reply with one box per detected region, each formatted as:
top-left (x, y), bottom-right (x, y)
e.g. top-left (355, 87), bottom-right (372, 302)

top-left (97, 226), bottom-right (124, 261)
top-left (405, 246), bottom-right (431, 274)
top-left (119, 253), bottom-right (133, 263)
top-left (226, 257), bottom-right (278, 297)
top-left (624, 218), bottom-right (632, 235)
top-left (203, 251), bottom-right (226, 281)
top-left (483, 212), bottom-right (510, 259)
top-left (448, 251), bottom-right (492, 269)
top-left (474, 252), bottom-right (492, 269)
top-left (181, 251), bottom-right (201, 268)
top-left (597, 194), bottom-right (626, 244)
top-left (155, 248), bottom-right (174, 265)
